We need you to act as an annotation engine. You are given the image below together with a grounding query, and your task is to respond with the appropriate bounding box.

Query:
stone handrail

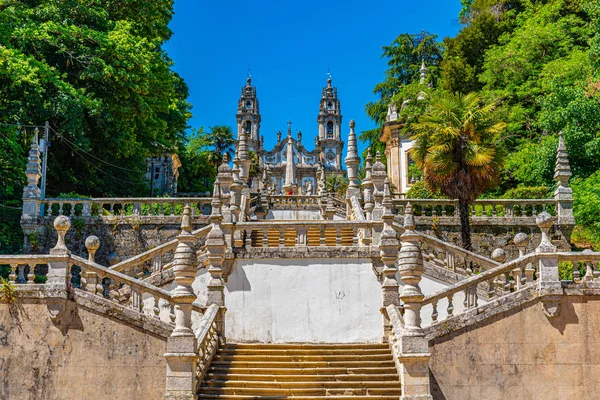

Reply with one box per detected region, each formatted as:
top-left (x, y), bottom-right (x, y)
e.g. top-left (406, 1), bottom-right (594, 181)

top-left (392, 198), bottom-right (556, 220)
top-left (1, 254), bottom-right (70, 284)
top-left (420, 251), bottom-right (600, 327)
top-left (235, 220), bottom-right (377, 248)
top-left (385, 304), bottom-right (406, 379)
top-left (349, 196), bottom-right (365, 221)
top-left (40, 197), bottom-right (213, 218)
top-left (108, 225), bottom-right (212, 274)
top-left (195, 303), bottom-right (220, 387)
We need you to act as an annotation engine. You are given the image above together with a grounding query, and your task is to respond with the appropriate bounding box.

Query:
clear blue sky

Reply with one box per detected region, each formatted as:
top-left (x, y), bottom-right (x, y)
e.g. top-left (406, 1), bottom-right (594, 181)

top-left (165, 0), bottom-right (462, 154)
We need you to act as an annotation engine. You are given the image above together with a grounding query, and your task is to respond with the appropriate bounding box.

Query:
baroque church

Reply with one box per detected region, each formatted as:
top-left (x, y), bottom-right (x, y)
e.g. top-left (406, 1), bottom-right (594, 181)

top-left (235, 76), bottom-right (346, 194)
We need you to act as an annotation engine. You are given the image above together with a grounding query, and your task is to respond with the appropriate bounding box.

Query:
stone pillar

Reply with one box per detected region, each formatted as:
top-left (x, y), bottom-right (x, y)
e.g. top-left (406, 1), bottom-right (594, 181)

top-left (47, 216), bottom-right (71, 289)
top-left (397, 203), bottom-right (432, 400)
top-left (362, 149), bottom-right (375, 221)
top-left (371, 152), bottom-right (387, 221)
top-left (554, 132), bottom-right (575, 227)
top-left (238, 131), bottom-right (251, 184)
top-left (164, 204), bottom-right (198, 400)
top-left (380, 178), bottom-right (400, 339)
top-left (345, 120), bottom-right (361, 199)
top-left (84, 235), bottom-right (100, 294)
top-left (283, 131), bottom-right (297, 195)
top-left (206, 180), bottom-right (227, 335)
top-left (217, 154), bottom-right (233, 223)
top-left (536, 211), bottom-right (562, 318)
top-left (21, 129), bottom-right (42, 248)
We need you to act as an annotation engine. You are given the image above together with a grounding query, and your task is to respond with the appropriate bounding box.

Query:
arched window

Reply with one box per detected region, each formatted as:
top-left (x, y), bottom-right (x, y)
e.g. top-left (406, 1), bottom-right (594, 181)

top-left (326, 122), bottom-right (334, 138)
top-left (245, 100), bottom-right (252, 109)
top-left (327, 101), bottom-right (333, 110)
top-left (245, 121), bottom-right (252, 134)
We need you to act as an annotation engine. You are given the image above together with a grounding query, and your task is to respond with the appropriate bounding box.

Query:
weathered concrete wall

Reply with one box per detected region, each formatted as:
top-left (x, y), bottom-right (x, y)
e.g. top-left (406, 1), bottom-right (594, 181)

top-left (429, 296), bottom-right (600, 400)
top-left (0, 299), bottom-right (167, 400)
top-left (224, 258), bottom-right (383, 343)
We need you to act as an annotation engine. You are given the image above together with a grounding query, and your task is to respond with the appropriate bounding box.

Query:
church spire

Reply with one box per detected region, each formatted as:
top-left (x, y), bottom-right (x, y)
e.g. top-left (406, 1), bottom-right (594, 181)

top-left (236, 76), bottom-right (261, 152)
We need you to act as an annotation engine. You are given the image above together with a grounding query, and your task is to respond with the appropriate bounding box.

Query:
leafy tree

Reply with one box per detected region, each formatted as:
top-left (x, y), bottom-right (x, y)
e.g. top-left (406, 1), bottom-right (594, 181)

top-left (177, 128), bottom-right (215, 194)
top-left (0, 0), bottom-right (191, 197)
top-left (325, 174), bottom-right (349, 200)
top-left (571, 170), bottom-right (600, 250)
top-left (411, 92), bottom-right (506, 250)
top-left (205, 126), bottom-right (235, 168)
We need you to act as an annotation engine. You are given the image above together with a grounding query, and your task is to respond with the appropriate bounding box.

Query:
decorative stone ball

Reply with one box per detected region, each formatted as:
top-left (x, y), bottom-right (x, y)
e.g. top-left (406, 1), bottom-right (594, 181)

top-left (513, 232), bottom-right (529, 248)
top-left (85, 235), bottom-right (100, 252)
top-left (491, 248), bottom-right (506, 263)
top-left (53, 215), bottom-right (71, 232)
top-left (107, 252), bottom-right (121, 266)
top-left (536, 211), bottom-right (553, 230)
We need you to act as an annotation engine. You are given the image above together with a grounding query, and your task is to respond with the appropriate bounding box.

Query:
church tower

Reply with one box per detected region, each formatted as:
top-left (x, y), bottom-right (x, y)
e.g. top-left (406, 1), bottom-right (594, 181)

top-left (236, 77), bottom-right (261, 152)
top-left (316, 77), bottom-right (344, 172)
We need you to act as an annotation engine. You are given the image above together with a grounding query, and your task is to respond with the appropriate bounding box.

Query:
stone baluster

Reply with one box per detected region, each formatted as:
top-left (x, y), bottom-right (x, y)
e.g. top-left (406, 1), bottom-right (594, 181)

top-left (536, 212), bottom-right (562, 318)
top-left (380, 178), bottom-right (400, 340)
top-left (84, 235), bottom-right (100, 294)
top-left (206, 179), bottom-right (227, 335)
top-left (396, 202), bottom-right (433, 399)
top-left (47, 216), bottom-right (71, 288)
top-left (8, 264), bottom-right (17, 283)
top-left (514, 233), bottom-right (534, 285)
top-left (164, 204), bottom-right (199, 399)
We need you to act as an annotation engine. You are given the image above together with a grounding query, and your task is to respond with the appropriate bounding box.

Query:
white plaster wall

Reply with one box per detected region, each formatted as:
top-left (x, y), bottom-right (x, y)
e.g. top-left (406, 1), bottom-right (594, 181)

top-left (267, 209), bottom-right (323, 220)
top-left (225, 258), bottom-right (383, 343)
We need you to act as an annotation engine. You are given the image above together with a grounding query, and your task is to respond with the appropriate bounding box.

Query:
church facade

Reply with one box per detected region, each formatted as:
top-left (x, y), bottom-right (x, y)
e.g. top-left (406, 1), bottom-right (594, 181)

top-left (235, 77), bottom-right (346, 194)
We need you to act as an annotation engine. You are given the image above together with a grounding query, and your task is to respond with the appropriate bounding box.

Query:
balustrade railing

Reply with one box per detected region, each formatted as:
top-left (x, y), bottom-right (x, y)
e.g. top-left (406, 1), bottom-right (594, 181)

top-left (195, 304), bottom-right (220, 386)
top-left (40, 197), bottom-right (213, 218)
top-left (420, 251), bottom-right (600, 328)
top-left (235, 220), bottom-right (376, 248)
top-left (392, 199), bottom-right (556, 221)
top-left (266, 195), bottom-right (321, 209)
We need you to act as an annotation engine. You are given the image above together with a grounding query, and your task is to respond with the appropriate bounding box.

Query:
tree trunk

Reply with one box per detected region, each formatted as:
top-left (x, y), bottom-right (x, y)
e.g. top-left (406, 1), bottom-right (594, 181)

top-left (458, 198), bottom-right (472, 251)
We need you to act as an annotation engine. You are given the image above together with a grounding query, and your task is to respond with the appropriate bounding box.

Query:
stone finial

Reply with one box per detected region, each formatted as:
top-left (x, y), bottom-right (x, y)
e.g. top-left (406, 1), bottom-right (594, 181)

top-left (419, 59), bottom-right (428, 85)
top-left (386, 102), bottom-right (398, 122)
top-left (210, 178), bottom-right (223, 222)
top-left (180, 203), bottom-right (192, 234)
top-left (404, 202), bottom-right (416, 231)
top-left (24, 129), bottom-right (42, 190)
top-left (85, 235), bottom-right (100, 263)
top-left (554, 132), bottom-right (572, 185)
top-left (345, 120), bottom-right (360, 192)
top-left (218, 153), bottom-right (231, 174)
top-left (52, 216), bottom-right (71, 252)
top-left (514, 233), bottom-right (530, 257)
top-left (536, 211), bottom-right (555, 253)
top-left (491, 248), bottom-right (506, 263)
top-left (382, 177), bottom-right (393, 213)
top-left (277, 130), bottom-right (281, 143)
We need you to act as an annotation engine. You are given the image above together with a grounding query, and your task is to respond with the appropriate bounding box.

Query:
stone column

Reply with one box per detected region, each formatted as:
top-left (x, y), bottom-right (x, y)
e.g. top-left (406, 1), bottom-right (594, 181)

top-left (362, 149), bottom-right (375, 221)
top-left (345, 120), bottom-right (361, 198)
top-left (206, 180), bottom-right (227, 335)
top-left (554, 132), bottom-right (574, 227)
top-left (238, 131), bottom-right (251, 184)
top-left (164, 204), bottom-right (198, 400)
top-left (536, 211), bottom-right (562, 318)
top-left (371, 152), bottom-right (387, 221)
top-left (397, 203), bottom-right (432, 400)
top-left (380, 178), bottom-right (400, 339)
top-left (47, 216), bottom-right (71, 289)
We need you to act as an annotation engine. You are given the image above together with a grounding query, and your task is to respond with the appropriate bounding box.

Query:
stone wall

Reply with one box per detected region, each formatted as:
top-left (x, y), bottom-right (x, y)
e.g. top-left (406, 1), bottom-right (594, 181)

top-left (0, 298), bottom-right (167, 400)
top-left (429, 295), bottom-right (600, 400)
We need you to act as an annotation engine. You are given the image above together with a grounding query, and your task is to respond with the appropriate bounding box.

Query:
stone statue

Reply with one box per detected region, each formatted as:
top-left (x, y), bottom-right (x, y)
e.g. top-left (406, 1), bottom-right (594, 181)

top-left (304, 180), bottom-right (313, 195)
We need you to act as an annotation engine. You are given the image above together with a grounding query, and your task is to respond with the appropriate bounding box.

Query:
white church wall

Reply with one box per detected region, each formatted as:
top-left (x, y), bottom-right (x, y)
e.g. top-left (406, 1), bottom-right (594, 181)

top-left (267, 209), bottom-right (323, 220)
top-left (224, 258), bottom-right (383, 343)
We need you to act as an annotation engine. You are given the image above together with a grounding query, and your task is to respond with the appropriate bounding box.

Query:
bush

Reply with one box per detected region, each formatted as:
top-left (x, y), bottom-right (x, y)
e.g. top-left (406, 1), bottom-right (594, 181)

top-left (502, 186), bottom-right (550, 199)
top-left (406, 181), bottom-right (445, 199)
top-left (571, 171), bottom-right (600, 250)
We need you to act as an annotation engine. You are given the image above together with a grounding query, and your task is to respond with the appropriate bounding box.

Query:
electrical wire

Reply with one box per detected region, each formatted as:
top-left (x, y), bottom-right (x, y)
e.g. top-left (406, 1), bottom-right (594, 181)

top-left (49, 125), bottom-right (140, 173)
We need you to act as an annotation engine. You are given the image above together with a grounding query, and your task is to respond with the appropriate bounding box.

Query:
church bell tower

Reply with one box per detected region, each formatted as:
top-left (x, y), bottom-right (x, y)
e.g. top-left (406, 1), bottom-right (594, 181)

top-left (317, 76), bottom-right (344, 172)
top-left (236, 77), bottom-right (261, 152)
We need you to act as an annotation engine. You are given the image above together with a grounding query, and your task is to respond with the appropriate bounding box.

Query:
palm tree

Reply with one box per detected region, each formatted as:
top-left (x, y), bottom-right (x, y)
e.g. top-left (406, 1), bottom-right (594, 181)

top-left (411, 92), bottom-right (506, 250)
top-left (206, 125), bottom-right (235, 168)
top-left (325, 174), bottom-right (349, 200)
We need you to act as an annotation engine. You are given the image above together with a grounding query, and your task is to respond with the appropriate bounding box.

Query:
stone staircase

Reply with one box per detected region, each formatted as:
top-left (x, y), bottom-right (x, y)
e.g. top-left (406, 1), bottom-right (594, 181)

top-left (197, 343), bottom-right (401, 399)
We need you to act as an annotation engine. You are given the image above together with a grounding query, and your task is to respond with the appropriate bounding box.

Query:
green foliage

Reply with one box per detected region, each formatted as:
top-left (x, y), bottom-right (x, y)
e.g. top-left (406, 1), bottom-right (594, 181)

top-left (0, 277), bottom-right (17, 304)
top-left (0, 0), bottom-right (191, 197)
top-left (177, 128), bottom-right (216, 194)
top-left (503, 135), bottom-right (558, 187)
top-left (325, 174), bottom-right (349, 200)
top-left (571, 170), bottom-right (600, 249)
top-left (501, 186), bottom-right (550, 199)
top-left (205, 125), bottom-right (235, 168)
top-left (405, 181), bottom-right (445, 199)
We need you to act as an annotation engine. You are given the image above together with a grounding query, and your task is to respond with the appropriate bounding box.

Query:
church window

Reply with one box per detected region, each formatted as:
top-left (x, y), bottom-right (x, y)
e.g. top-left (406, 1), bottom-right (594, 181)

top-left (245, 121), bottom-right (252, 133)
top-left (327, 101), bottom-right (333, 110)
top-left (245, 100), bottom-right (252, 109)
top-left (326, 122), bottom-right (334, 138)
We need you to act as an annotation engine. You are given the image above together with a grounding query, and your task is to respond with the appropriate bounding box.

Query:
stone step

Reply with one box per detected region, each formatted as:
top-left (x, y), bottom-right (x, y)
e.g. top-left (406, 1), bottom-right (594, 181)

top-left (200, 387), bottom-right (403, 396)
top-left (217, 347), bottom-right (391, 356)
top-left (210, 360), bottom-right (396, 368)
top-left (213, 354), bottom-right (393, 362)
top-left (205, 379), bottom-right (401, 389)
top-left (222, 343), bottom-right (389, 350)
top-left (198, 395), bottom-right (400, 400)
top-left (208, 366), bottom-right (397, 375)
top-left (205, 373), bottom-right (400, 382)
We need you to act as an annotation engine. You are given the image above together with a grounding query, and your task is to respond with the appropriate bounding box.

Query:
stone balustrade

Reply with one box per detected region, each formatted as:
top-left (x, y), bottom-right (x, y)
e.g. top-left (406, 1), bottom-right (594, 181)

top-left (420, 251), bottom-right (600, 328)
top-left (1, 254), bottom-right (67, 284)
top-left (108, 225), bottom-right (212, 276)
top-left (392, 198), bottom-right (557, 225)
top-left (235, 220), bottom-right (377, 248)
top-left (39, 197), bottom-right (213, 219)
top-left (195, 303), bottom-right (221, 387)
top-left (266, 195), bottom-right (321, 209)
